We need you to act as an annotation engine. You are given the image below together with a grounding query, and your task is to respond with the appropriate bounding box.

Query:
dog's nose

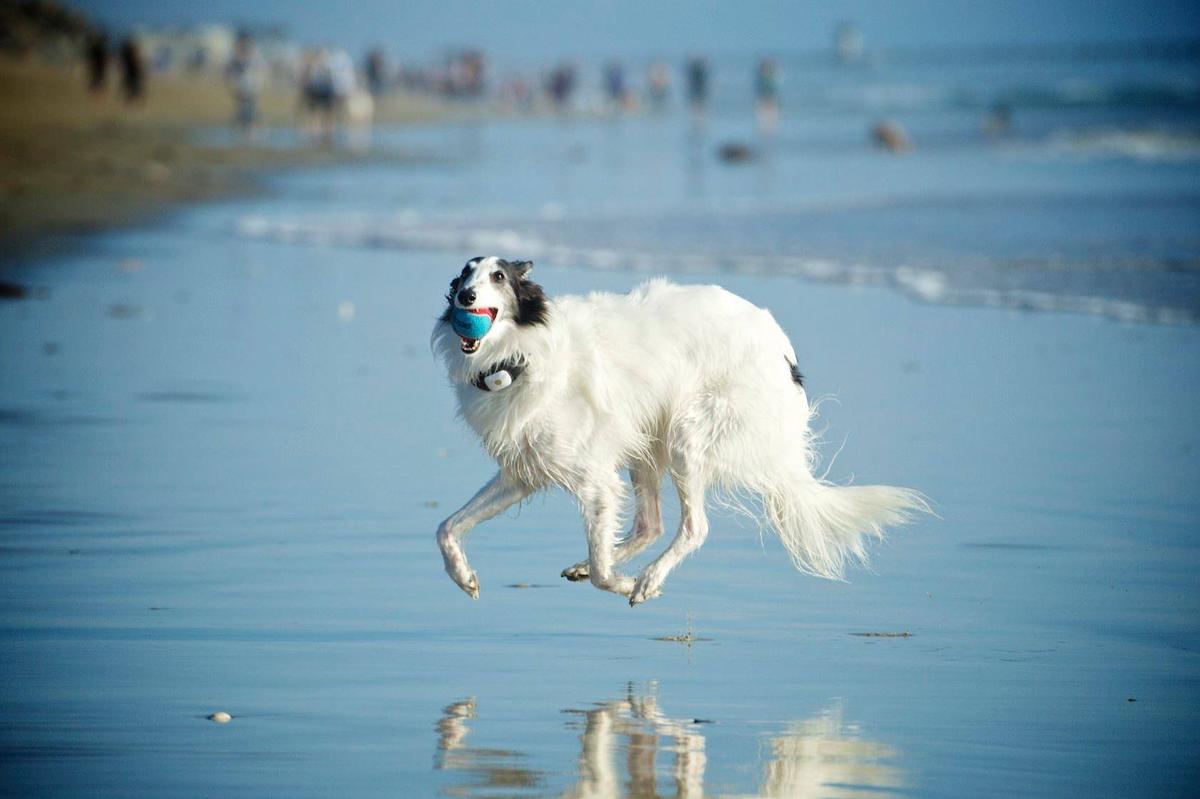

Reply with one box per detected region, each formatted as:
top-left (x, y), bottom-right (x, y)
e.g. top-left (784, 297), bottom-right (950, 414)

top-left (457, 288), bottom-right (476, 306)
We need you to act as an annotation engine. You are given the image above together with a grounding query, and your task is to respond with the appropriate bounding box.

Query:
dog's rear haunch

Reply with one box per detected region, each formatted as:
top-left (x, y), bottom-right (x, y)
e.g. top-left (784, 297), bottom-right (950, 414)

top-left (431, 256), bottom-right (929, 605)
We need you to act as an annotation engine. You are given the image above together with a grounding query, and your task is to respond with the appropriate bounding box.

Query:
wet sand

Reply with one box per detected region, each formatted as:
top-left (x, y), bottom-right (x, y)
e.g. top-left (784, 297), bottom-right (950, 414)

top-left (1, 168), bottom-right (1198, 796)
top-left (0, 60), bottom-right (443, 256)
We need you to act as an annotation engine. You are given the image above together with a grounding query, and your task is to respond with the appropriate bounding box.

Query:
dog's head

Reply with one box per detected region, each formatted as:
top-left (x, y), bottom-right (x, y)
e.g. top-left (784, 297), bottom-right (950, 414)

top-left (439, 256), bottom-right (548, 355)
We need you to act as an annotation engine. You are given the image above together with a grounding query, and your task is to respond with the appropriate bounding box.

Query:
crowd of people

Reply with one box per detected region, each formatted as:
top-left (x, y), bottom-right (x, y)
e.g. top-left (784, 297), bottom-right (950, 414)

top-left (79, 27), bottom-right (811, 145)
top-left (487, 53), bottom-right (783, 135)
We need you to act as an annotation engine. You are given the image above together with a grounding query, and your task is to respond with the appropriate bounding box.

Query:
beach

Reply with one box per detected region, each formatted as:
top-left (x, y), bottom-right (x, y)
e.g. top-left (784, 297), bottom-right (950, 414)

top-left (0, 59), bottom-right (443, 256)
top-left (2, 30), bottom-right (1200, 799)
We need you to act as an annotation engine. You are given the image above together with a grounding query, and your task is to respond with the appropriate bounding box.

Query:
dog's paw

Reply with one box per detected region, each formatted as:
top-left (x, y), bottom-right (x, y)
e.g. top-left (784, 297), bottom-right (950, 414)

top-left (561, 561), bottom-right (590, 582)
top-left (629, 575), bottom-right (664, 606)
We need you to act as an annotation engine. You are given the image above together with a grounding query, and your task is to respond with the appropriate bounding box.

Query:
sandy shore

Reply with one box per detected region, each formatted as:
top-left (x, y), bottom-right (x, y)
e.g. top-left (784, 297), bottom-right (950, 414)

top-left (0, 59), bottom-right (445, 258)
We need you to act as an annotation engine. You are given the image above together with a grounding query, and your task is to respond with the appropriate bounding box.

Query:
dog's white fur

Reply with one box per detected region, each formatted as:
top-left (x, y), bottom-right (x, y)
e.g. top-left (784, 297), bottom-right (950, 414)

top-left (433, 257), bottom-right (927, 605)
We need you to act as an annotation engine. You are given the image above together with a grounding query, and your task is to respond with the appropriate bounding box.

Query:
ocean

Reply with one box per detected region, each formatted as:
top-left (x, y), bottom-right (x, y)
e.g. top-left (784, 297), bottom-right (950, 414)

top-left (237, 41), bottom-right (1200, 324)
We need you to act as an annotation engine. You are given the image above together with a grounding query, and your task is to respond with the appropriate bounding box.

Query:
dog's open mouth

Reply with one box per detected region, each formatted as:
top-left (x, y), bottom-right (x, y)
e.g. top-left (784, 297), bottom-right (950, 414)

top-left (458, 307), bottom-right (498, 354)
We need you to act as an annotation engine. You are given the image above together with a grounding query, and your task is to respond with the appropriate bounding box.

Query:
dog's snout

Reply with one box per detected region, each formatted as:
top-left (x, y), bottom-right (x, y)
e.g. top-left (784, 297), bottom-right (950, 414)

top-left (457, 288), bottom-right (476, 306)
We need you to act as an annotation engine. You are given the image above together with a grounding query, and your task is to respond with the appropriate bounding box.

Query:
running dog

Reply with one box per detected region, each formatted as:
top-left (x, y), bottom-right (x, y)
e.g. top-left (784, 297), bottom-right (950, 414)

top-left (432, 256), bottom-right (927, 605)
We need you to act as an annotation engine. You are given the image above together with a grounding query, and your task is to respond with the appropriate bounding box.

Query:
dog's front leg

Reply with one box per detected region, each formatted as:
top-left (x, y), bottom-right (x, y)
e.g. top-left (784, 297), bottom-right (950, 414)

top-left (437, 471), bottom-right (529, 599)
top-left (579, 472), bottom-right (635, 598)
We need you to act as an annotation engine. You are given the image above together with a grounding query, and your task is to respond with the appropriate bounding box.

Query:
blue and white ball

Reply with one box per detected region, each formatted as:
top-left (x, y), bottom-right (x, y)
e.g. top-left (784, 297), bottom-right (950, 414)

top-left (452, 307), bottom-right (493, 340)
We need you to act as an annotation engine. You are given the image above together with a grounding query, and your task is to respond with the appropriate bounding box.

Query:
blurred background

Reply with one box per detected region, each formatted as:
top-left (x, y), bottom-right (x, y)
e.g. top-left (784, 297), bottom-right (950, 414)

top-left (2, 2), bottom-right (1200, 798)
top-left (2, 0), bottom-right (1199, 319)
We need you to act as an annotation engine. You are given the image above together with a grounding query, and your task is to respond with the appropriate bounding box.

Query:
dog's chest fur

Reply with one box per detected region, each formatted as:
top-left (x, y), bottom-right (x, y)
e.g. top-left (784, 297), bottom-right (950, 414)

top-left (456, 379), bottom-right (567, 488)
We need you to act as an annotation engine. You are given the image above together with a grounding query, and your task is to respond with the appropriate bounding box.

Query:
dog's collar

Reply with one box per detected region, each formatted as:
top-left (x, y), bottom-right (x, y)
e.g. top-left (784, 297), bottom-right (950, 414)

top-left (472, 359), bottom-right (525, 392)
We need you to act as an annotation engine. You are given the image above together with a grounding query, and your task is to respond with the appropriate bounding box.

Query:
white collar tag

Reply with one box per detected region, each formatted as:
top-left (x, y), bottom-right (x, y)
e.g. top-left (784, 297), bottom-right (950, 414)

top-left (472, 359), bottom-right (524, 392)
top-left (484, 370), bottom-right (513, 391)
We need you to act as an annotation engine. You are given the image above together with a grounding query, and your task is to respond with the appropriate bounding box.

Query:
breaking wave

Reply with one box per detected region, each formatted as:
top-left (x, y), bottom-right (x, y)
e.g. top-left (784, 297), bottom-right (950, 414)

top-left (235, 209), bottom-right (1200, 326)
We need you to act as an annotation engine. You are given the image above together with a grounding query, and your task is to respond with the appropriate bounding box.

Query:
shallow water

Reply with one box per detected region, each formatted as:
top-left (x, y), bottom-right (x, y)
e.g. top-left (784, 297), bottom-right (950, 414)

top-left (4, 47), bottom-right (1200, 796)
top-left (233, 43), bottom-right (1200, 325)
top-left (3, 192), bottom-right (1199, 795)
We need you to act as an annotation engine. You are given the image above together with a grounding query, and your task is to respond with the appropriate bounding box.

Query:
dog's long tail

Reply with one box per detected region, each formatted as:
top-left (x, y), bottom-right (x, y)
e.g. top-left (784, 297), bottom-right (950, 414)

top-left (758, 478), bottom-right (928, 580)
top-left (707, 382), bottom-right (928, 580)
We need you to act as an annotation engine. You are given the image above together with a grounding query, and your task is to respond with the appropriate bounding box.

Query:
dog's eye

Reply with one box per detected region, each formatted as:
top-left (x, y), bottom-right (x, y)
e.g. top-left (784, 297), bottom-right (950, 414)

top-left (491, 272), bottom-right (505, 283)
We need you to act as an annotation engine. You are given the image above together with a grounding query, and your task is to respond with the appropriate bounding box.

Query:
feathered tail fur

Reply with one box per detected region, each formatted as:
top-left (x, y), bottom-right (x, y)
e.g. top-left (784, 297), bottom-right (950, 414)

top-left (701, 364), bottom-right (928, 580)
top-left (760, 478), bottom-right (928, 579)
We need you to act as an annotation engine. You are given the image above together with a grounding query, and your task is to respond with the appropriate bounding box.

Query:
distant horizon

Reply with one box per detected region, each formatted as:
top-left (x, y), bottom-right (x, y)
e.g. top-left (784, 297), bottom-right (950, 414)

top-left (72, 0), bottom-right (1200, 67)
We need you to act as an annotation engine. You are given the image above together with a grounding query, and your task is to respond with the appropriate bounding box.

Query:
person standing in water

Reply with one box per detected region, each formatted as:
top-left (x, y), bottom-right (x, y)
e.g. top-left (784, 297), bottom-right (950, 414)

top-left (646, 61), bottom-right (670, 112)
top-left (755, 57), bottom-right (779, 136)
top-left (685, 55), bottom-right (709, 126)
top-left (604, 61), bottom-right (631, 113)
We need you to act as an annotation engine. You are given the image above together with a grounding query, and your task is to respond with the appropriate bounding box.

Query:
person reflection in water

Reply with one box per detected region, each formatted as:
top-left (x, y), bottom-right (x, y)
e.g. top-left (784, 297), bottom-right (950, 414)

top-left (434, 684), bottom-right (905, 798)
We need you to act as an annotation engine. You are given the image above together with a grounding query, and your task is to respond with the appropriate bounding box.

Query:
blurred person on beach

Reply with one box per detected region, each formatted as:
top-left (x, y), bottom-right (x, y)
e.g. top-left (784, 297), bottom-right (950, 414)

top-left (439, 50), bottom-right (486, 99)
top-left (982, 102), bottom-right (1013, 137)
top-left (685, 55), bottom-right (709, 126)
top-left (329, 47), bottom-right (356, 110)
top-left (604, 60), bottom-right (633, 113)
top-left (646, 60), bottom-right (670, 111)
top-left (755, 57), bottom-right (779, 136)
top-left (84, 27), bottom-right (107, 95)
top-left (299, 47), bottom-right (336, 143)
top-left (330, 48), bottom-right (373, 150)
top-left (364, 47), bottom-right (387, 96)
top-left (118, 36), bottom-right (145, 104)
top-left (835, 21), bottom-right (864, 63)
top-left (226, 32), bottom-right (266, 140)
top-left (497, 74), bottom-right (533, 114)
top-left (460, 50), bottom-right (486, 99)
top-left (547, 61), bottom-right (576, 112)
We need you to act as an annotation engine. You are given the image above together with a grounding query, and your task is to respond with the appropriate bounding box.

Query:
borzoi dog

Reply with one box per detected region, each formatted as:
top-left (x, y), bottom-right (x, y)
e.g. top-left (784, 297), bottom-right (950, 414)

top-left (432, 256), bottom-right (926, 605)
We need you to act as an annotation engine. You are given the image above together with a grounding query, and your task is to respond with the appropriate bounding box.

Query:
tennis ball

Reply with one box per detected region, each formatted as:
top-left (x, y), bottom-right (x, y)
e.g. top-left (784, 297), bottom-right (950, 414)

top-left (452, 307), bottom-right (493, 340)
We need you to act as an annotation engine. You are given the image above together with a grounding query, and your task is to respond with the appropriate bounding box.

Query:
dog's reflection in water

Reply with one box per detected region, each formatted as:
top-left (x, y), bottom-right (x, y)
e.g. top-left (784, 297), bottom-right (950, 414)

top-left (564, 687), bottom-right (707, 799)
top-left (434, 685), bottom-right (904, 798)
top-left (435, 698), bottom-right (542, 796)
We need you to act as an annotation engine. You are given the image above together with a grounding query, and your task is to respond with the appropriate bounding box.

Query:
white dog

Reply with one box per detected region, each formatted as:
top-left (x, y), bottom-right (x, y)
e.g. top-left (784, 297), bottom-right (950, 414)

top-left (432, 256), bottom-right (927, 605)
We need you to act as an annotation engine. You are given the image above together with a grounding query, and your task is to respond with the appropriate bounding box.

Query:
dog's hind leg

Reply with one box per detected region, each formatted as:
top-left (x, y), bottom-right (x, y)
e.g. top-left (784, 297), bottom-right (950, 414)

top-left (562, 464), bottom-right (663, 582)
top-left (437, 471), bottom-right (530, 599)
top-left (579, 470), bottom-right (636, 598)
top-left (629, 469), bottom-right (710, 607)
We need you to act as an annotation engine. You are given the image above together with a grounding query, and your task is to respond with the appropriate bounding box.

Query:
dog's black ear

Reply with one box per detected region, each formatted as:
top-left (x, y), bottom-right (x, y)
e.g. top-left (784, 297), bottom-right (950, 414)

top-left (510, 260), bottom-right (533, 278)
top-left (512, 273), bottom-right (548, 326)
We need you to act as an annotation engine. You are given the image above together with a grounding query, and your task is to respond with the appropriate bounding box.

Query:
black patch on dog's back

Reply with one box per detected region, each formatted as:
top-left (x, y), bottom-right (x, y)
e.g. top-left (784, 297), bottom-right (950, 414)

top-left (787, 358), bottom-right (805, 388)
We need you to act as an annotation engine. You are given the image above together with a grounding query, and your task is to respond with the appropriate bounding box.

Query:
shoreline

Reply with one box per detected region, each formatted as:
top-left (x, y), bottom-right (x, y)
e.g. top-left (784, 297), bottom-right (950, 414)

top-left (0, 58), bottom-right (448, 263)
